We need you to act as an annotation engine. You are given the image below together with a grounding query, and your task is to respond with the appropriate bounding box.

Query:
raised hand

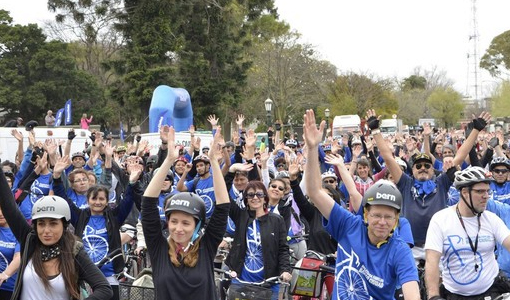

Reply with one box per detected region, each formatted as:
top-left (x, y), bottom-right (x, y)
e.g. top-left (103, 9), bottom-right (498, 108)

top-left (159, 125), bottom-right (170, 144)
top-left (53, 155), bottom-right (70, 176)
top-left (207, 114), bottom-right (219, 127)
top-left (165, 126), bottom-right (179, 162)
top-left (129, 164), bottom-right (144, 182)
top-left (245, 129), bottom-right (256, 149)
top-left (35, 152), bottom-right (49, 174)
top-left (44, 138), bottom-right (58, 156)
top-left (11, 129), bottom-right (23, 142)
top-left (236, 114), bottom-right (245, 128)
top-left (303, 109), bottom-right (325, 148)
top-left (209, 125), bottom-right (224, 160)
top-left (325, 153), bottom-right (345, 166)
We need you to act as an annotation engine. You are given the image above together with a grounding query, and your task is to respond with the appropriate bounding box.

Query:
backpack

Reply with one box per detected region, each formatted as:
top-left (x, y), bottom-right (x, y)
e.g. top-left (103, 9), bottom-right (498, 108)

top-left (290, 250), bottom-right (325, 297)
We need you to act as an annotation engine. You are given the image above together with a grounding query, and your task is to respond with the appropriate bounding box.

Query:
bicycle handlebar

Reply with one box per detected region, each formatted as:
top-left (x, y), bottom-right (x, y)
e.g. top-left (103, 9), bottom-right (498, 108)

top-left (96, 248), bottom-right (123, 269)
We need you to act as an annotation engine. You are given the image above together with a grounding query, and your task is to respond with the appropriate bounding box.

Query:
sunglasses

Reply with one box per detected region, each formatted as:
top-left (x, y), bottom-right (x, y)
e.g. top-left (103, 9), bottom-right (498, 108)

top-left (323, 179), bottom-right (336, 184)
top-left (288, 145), bottom-right (296, 149)
top-left (493, 169), bottom-right (509, 174)
top-left (270, 184), bottom-right (285, 191)
top-left (277, 164), bottom-right (286, 169)
top-left (415, 163), bottom-right (431, 170)
top-left (246, 192), bottom-right (266, 199)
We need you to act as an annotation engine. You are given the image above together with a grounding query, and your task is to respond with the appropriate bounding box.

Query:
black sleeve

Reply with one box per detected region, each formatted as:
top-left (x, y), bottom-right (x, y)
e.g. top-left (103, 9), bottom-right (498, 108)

top-left (278, 199), bottom-right (291, 234)
top-left (468, 146), bottom-right (482, 167)
top-left (290, 179), bottom-right (314, 222)
top-left (156, 147), bottom-right (167, 170)
top-left (234, 146), bottom-right (243, 164)
top-left (76, 247), bottom-right (113, 300)
top-left (18, 170), bottom-right (39, 191)
top-left (276, 216), bottom-right (291, 274)
top-left (247, 160), bottom-right (260, 181)
top-left (368, 150), bottom-right (382, 173)
top-left (141, 196), bottom-right (168, 259)
top-left (480, 148), bottom-right (494, 168)
top-left (0, 170), bottom-right (32, 244)
top-left (224, 172), bottom-right (235, 194)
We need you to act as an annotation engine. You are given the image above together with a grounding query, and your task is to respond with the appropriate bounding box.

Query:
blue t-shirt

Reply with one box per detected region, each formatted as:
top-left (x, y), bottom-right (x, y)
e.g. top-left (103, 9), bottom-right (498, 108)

top-left (83, 216), bottom-right (114, 277)
top-left (0, 227), bottom-right (20, 292)
top-left (324, 204), bottom-right (418, 300)
top-left (20, 173), bottom-right (53, 220)
top-left (397, 172), bottom-right (451, 246)
top-left (185, 176), bottom-right (215, 219)
top-left (486, 199), bottom-right (510, 277)
top-left (490, 181), bottom-right (510, 205)
top-left (67, 189), bottom-right (88, 209)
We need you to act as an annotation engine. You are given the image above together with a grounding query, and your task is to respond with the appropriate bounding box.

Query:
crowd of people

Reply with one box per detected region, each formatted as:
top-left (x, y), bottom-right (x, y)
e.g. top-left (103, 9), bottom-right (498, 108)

top-left (0, 109), bottom-right (509, 300)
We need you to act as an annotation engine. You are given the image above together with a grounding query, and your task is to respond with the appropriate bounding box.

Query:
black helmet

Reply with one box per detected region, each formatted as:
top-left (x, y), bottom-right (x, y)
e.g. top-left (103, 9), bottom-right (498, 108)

top-left (146, 155), bottom-right (158, 165)
top-left (164, 192), bottom-right (206, 224)
top-left (362, 179), bottom-right (402, 211)
top-left (454, 166), bottom-right (493, 190)
top-left (489, 157), bottom-right (510, 171)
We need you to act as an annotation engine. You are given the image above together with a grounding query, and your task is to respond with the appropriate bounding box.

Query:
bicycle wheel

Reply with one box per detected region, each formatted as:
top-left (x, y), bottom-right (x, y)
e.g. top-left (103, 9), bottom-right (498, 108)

top-left (336, 266), bottom-right (371, 300)
top-left (0, 252), bottom-right (8, 273)
top-left (83, 235), bottom-right (109, 264)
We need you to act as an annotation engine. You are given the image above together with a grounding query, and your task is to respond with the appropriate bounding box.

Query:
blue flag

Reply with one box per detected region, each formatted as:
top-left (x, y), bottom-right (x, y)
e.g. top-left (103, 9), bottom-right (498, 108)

top-left (64, 99), bottom-right (72, 125)
top-left (54, 108), bottom-right (64, 127)
top-left (120, 122), bottom-right (125, 143)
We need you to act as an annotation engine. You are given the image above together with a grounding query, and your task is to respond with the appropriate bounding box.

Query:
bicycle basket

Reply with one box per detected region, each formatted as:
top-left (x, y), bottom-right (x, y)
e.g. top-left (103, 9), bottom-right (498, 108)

top-left (227, 283), bottom-right (273, 300)
top-left (119, 282), bottom-right (155, 300)
top-left (290, 256), bottom-right (324, 297)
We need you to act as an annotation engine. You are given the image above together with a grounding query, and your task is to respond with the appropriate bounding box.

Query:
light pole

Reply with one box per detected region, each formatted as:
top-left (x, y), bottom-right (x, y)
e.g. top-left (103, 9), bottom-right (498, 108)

top-left (325, 108), bottom-right (330, 136)
top-left (265, 98), bottom-right (273, 127)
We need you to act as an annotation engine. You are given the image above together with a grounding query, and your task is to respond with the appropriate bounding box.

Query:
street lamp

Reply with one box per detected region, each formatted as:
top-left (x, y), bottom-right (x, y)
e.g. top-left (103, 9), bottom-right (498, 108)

top-left (265, 98), bottom-right (273, 127)
top-left (324, 108), bottom-right (330, 136)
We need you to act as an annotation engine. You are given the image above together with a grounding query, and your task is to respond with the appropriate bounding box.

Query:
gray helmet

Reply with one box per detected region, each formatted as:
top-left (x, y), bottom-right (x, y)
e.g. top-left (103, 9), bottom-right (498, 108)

top-left (146, 155), bottom-right (158, 165)
top-left (490, 157), bottom-right (510, 171)
top-left (454, 166), bottom-right (493, 190)
top-left (32, 196), bottom-right (71, 222)
top-left (362, 179), bottom-right (402, 211)
top-left (154, 167), bottom-right (173, 181)
top-left (164, 192), bottom-right (206, 225)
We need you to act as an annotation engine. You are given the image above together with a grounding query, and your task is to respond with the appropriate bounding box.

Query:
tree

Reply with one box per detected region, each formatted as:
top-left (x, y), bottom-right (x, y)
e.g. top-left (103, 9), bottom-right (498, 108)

top-left (480, 30), bottom-right (510, 78)
top-left (490, 80), bottom-right (510, 118)
top-left (0, 11), bottom-right (100, 123)
top-left (426, 87), bottom-right (464, 128)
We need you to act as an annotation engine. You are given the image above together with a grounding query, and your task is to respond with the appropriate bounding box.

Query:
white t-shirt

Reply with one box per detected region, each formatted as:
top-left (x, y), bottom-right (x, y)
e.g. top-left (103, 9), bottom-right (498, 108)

top-left (20, 259), bottom-right (70, 300)
top-left (425, 206), bottom-right (510, 296)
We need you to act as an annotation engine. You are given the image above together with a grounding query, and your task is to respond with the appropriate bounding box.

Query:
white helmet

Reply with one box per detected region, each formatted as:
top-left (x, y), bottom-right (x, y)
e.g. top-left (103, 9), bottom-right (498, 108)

top-left (321, 171), bottom-right (337, 180)
top-left (395, 157), bottom-right (407, 171)
top-left (454, 166), bottom-right (493, 190)
top-left (32, 196), bottom-right (71, 222)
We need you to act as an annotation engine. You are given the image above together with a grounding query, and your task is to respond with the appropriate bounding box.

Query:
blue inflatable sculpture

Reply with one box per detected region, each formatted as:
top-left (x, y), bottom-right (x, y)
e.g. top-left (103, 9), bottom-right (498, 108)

top-left (148, 85), bottom-right (193, 133)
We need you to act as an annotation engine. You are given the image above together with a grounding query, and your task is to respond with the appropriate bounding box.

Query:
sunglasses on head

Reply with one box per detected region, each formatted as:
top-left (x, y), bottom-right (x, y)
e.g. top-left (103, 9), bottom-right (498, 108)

top-left (323, 179), bottom-right (336, 184)
top-left (270, 184), bottom-right (285, 191)
top-left (415, 163), bottom-right (431, 170)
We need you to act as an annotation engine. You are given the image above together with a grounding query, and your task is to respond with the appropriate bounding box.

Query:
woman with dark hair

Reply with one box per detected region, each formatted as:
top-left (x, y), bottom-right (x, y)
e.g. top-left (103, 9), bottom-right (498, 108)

top-left (226, 180), bottom-right (292, 300)
top-left (0, 171), bottom-right (112, 300)
top-left (52, 155), bottom-right (141, 300)
top-left (142, 126), bottom-right (230, 299)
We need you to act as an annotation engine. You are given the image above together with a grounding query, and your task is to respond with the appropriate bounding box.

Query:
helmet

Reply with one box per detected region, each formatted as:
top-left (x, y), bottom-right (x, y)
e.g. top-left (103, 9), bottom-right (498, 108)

top-left (164, 192), bottom-right (206, 224)
top-left (322, 144), bottom-right (332, 151)
top-left (174, 156), bottom-right (189, 165)
top-left (362, 180), bottom-right (402, 211)
top-left (285, 139), bottom-right (298, 147)
top-left (71, 152), bottom-right (85, 160)
top-left (395, 157), bottom-right (407, 171)
top-left (454, 166), bottom-right (493, 190)
top-left (32, 196), bottom-right (71, 222)
top-left (275, 171), bottom-right (290, 179)
top-left (490, 157), bottom-right (510, 171)
top-left (193, 155), bottom-right (210, 164)
top-left (202, 146), bottom-right (210, 151)
top-left (146, 155), bottom-right (158, 165)
top-left (154, 167), bottom-right (174, 181)
top-left (116, 146), bottom-right (127, 153)
top-left (321, 171), bottom-right (337, 180)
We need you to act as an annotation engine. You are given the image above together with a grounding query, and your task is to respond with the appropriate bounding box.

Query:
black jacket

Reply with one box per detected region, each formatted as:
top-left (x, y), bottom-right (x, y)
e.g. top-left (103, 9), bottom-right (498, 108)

top-left (0, 172), bottom-right (113, 300)
top-left (53, 177), bottom-right (139, 274)
top-left (226, 200), bottom-right (291, 278)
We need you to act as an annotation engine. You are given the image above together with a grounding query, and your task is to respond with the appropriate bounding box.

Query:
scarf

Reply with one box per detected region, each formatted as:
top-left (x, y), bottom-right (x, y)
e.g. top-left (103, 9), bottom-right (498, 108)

top-left (40, 244), bottom-right (61, 262)
top-left (414, 179), bottom-right (436, 196)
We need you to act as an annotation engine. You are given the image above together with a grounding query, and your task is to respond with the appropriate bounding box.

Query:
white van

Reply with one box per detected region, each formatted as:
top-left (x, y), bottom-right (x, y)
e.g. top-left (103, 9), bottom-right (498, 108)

top-left (332, 115), bottom-right (361, 139)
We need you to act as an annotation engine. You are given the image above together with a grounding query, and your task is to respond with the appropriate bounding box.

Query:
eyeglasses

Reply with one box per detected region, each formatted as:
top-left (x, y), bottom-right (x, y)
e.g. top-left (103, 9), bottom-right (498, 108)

top-left (164, 177), bottom-right (173, 181)
top-left (288, 145), bottom-right (296, 149)
top-left (323, 179), bottom-right (336, 184)
top-left (270, 184), bottom-right (285, 191)
top-left (277, 164), bottom-right (286, 169)
top-left (471, 189), bottom-right (493, 196)
top-left (493, 169), bottom-right (509, 174)
top-left (246, 192), bottom-right (266, 199)
top-left (415, 163), bottom-right (431, 170)
top-left (73, 178), bottom-right (89, 184)
top-left (368, 213), bottom-right (396, 222)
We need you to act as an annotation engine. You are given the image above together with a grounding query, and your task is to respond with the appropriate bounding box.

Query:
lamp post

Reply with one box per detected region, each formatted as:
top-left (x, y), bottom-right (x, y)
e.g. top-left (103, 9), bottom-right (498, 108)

top-left (265, 98), bottom-right (273, 127)
top-left (324, 108), bottom-right (330, 136)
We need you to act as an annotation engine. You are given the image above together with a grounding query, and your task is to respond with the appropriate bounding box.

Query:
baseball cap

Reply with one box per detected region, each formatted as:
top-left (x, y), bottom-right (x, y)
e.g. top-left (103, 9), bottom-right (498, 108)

top-left (412, 153), bottom-right (432, 165)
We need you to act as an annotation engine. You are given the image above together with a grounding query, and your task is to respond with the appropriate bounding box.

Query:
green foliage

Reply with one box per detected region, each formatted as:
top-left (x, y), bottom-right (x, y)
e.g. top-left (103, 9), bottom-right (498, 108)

top-left (401, 75), bottom-right (427, 91)
top-left (490, 80), bottom-right (510, 117)
top-left (426, 87), bottom-right (464, 128)
top-left (480, 30), bottom-right (510, 77)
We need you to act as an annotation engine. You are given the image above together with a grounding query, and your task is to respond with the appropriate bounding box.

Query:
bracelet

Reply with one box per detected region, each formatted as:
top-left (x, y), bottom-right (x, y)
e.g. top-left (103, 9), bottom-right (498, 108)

top-left (161, 141), bottom-right (168, 145)
top-left (371, 129), bottom-right (381, 135)
top-left (2, 272), bottom-right (9, 279)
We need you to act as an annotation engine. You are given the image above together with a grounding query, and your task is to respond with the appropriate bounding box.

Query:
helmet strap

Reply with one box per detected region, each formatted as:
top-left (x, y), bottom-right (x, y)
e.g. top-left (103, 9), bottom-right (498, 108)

top-left (460, 187), bottom-right (481, 216)
top-left (183, 220), bottom-right (203, 253)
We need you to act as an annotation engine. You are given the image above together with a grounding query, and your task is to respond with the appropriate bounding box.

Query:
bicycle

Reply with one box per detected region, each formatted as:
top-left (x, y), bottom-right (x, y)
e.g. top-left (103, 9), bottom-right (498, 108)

top-left (289, 250), bottom-right (335, 300)
top-left (215, 268), bottom-right (290, 300)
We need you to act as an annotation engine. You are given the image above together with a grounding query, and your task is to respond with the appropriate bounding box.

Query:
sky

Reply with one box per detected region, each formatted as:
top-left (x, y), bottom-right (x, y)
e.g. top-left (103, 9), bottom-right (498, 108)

top-left (2, 0), bottom-right (510, 98)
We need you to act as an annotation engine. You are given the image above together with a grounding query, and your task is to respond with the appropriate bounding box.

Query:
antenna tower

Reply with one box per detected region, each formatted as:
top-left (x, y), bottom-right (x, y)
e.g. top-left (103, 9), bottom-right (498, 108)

top-left (466, 0), bottom-right (483, 108)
